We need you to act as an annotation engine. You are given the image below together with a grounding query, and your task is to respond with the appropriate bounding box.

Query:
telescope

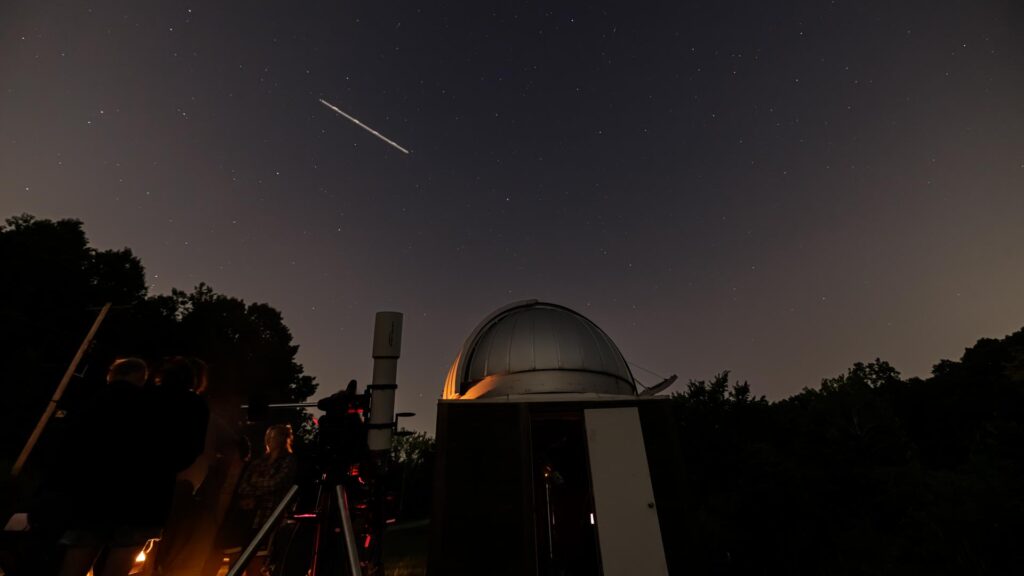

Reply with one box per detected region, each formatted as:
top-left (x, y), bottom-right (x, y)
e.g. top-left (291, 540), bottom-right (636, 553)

top-left (232, 311), bottom-right (406, 576)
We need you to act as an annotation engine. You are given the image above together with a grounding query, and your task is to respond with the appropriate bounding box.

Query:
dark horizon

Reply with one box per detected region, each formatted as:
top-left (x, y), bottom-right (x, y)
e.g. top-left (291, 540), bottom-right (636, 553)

top-left (3, 0), bottom-right (1023, 432)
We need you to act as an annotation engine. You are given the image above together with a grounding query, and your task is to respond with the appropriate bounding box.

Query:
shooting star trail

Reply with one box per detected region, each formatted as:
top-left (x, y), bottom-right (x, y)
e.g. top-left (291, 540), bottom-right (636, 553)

top-left (318, 98), bottom-right (410, 154)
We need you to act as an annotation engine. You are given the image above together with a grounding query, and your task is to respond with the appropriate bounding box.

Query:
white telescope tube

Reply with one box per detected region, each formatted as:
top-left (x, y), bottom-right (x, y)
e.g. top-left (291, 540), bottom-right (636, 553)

top-left (368, 311), bottom-right (402, 452)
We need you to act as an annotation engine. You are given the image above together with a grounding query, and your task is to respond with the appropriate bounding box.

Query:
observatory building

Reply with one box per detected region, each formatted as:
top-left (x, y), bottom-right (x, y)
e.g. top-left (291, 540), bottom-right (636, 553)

top-left (429, 301), bottom-right (683, 576)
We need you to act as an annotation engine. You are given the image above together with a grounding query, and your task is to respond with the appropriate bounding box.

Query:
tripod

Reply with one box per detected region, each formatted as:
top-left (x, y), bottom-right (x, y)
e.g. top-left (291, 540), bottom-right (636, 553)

top-left (226, 474), bottom-right (364, 576)
top-left (231, 305), bottom-right (407, 575)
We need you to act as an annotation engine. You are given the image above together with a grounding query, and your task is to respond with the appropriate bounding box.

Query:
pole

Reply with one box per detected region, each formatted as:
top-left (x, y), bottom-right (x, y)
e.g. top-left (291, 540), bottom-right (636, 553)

top-left (11, 302), bottom-right (112, 477)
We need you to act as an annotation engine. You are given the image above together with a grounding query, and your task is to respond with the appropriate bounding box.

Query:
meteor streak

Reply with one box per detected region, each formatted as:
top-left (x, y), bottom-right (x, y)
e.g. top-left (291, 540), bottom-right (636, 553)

top-left (318, 98), bottom-right (410, 154)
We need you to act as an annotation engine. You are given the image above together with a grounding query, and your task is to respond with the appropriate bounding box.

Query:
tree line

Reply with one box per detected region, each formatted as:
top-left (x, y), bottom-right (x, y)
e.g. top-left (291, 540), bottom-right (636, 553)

top-left (670, 336), bottom-right (1024, 574)
top-left (3, 213), bottom-right (1022, 574)
top-left (0, 214), bottom-right (316, 494)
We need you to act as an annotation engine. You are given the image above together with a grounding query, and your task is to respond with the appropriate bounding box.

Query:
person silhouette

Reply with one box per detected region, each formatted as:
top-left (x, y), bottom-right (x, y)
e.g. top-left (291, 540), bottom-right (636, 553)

top-left (201, 424), bottom-right (297, 576)
top-left (57, 357), bottom-right (154, 576)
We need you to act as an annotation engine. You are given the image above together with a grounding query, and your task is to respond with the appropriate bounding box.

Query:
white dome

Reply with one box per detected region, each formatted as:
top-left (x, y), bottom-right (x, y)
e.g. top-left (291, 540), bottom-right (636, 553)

top-left (443, 301), bottom-right (637, 399)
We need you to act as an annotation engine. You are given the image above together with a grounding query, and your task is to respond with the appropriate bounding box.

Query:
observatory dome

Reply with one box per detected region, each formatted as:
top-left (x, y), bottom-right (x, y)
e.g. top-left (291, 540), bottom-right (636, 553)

top-left (442, 301), bottom-right (637, 399)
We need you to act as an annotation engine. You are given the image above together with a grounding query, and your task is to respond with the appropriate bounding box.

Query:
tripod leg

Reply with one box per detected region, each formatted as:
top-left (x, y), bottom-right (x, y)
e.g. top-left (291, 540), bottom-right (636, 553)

top-left (336, 485), bottom-right (363, 576)
top-left (226, 485), bottom-right (299, 576)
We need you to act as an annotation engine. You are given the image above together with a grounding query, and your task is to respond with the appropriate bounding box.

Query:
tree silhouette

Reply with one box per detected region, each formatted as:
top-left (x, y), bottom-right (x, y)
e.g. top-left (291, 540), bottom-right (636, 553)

top-left (0, 215), bottom-right (316, 467)
top-left (389, 430), bottom-right (436, 520)
top-left (159, 283), bottom-right (318, 432)
top-left (0, 215), bottom-right (147, 464)
top-left (670, 342), bottom-right (1024, 575)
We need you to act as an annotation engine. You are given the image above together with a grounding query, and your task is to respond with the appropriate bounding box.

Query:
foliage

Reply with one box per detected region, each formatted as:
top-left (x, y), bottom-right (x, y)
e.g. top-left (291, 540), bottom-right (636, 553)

top-left (391, 431), bottom-right (435, 468)
top-left (1, 215), bottom-right (146, 463)
top-left (671, 340), bottom-right (1024, 575)
top-left (389, 430), bottom-right (436, 521)
top-left (0, 214), bottom-right (316, 465)
top-left (164, 283), bottom-right (317, 405)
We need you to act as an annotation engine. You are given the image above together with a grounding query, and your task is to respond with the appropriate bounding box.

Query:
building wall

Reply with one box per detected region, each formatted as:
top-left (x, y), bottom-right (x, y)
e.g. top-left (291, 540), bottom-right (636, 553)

top-left (429, 398), bottom-right (683, 576)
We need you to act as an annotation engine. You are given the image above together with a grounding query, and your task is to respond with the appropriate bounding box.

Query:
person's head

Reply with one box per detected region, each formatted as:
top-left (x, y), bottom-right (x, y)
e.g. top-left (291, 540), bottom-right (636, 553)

top-left (107, 358), bottom-right (148, 388)
top-left (155, 356), bottom-right (203, 392)
top-left (265, 424), bottom-right (294, 455)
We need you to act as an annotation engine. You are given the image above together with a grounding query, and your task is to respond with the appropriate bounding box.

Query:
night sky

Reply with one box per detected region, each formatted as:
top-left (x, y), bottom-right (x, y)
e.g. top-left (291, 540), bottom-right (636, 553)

top-left (3, 1), bottom-right (1023, 433)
